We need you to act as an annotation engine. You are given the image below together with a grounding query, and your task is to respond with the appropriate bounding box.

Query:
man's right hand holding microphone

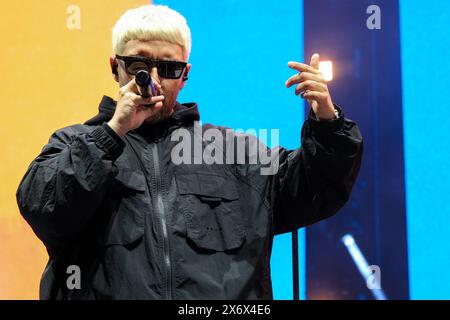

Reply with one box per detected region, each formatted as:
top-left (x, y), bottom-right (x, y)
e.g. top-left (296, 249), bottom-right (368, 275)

top-left (107, 73), bottom-right (165, 138)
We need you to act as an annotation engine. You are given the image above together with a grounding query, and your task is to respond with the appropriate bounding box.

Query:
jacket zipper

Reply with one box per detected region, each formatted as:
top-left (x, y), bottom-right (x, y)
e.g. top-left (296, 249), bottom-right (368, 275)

top-left (150, 143), bottom-right (173, 300)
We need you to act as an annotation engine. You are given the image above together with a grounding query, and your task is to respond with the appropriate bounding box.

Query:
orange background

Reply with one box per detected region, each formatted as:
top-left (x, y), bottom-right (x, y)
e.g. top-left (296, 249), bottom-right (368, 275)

top-left (0, 0), bottom-right (149, 299)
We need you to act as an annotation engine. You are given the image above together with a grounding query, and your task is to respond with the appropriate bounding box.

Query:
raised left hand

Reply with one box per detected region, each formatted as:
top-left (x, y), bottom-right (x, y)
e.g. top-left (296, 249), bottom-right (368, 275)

top-left (285, 53), bottom-right (336, 120)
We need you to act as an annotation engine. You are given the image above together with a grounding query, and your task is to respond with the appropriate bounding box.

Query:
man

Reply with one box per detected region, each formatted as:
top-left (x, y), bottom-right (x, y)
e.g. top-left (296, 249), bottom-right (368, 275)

top-left (16, 4), bottom-right (363, 299)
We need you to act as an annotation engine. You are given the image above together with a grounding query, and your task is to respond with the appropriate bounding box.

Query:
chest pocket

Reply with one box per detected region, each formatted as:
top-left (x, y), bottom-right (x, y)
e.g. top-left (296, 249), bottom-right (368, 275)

top-left (176, 173), bottom-right (246, 252)
top-left (103, 169), bottom-right (148, 247)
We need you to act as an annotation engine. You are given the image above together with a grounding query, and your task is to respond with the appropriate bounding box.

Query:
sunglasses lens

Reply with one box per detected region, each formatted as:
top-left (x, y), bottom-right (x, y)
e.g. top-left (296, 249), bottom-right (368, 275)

top-left (119, 56), bottom-right (185, 79)
top-left (159, 61), bottom-right (184, 79)
top-left (127, 60), bottom-right (149, 75)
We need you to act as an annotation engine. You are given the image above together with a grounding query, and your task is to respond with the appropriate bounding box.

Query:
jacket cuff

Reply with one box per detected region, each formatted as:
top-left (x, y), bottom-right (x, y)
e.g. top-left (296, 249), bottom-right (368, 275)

top-left (307, 104), bottom-right (345, 133)
top-left (89, 124), bottom-right (125, 159)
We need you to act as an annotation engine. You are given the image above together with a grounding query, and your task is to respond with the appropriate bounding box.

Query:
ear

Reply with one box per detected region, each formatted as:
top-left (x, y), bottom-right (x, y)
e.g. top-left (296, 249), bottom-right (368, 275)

top-left (110, 56), bottom-right (119, 83)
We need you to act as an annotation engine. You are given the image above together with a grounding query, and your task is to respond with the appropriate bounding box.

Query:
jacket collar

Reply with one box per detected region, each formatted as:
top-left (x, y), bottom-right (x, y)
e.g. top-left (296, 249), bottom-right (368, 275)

top-left (84, 95), bottom-right (200, 129)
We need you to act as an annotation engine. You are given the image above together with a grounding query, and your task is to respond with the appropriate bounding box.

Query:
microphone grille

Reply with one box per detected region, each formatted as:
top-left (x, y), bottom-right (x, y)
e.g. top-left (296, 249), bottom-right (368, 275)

top-left (135, 70), bottom-right (151, 87)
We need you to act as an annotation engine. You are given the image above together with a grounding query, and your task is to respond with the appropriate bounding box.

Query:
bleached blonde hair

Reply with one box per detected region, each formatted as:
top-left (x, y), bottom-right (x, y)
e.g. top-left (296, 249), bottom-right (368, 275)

top-left (112, 4), bottom-right (191, 61)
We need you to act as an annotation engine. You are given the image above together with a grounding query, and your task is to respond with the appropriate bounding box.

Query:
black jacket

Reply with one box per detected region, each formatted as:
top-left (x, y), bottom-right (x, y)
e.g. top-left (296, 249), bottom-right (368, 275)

top-left (16, 96), bottom-right (363, 299)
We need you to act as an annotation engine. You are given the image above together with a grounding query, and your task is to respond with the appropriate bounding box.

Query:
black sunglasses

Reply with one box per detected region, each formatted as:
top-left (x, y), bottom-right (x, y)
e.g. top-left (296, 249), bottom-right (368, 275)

top-left (115, 55), bottom-right (187, 79)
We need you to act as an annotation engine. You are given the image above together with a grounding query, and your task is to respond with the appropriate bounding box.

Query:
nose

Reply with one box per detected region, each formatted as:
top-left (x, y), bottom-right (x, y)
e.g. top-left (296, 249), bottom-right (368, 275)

top-left (149, 67), bottom-right (161, 92)
top-left (150, 66), bottom-right (159, 82)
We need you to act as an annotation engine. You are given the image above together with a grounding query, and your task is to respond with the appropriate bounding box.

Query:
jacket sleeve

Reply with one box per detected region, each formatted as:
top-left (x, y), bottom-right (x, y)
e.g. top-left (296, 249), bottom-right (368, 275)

top-left (16, 123), bottom-right (125, 252)
top-left (271, 105), bottom-right (363, 235)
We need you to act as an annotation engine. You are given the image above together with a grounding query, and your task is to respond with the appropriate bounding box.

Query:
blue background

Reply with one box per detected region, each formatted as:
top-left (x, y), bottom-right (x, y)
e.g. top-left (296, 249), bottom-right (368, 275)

top-left (400, 0), bottom-right (450, 300)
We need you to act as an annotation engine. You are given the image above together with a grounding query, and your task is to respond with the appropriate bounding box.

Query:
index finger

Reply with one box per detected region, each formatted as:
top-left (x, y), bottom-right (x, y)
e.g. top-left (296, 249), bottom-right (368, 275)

top-left (309, 53), bottom-right (320, 70)
top-left (287, 61), bottom-right (320, 74)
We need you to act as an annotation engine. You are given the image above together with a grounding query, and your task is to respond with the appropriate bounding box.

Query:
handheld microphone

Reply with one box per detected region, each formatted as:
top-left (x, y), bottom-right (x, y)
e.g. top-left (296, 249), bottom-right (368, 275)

top-left (135, 70), bottom-right (156, 98)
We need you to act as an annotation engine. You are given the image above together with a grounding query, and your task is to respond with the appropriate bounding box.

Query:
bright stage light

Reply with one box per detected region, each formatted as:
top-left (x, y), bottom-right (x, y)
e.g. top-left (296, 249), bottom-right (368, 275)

top-left (342, 234), bottom-right (355, 246)
top-left (319, 61), bottom-right (333, 81)
top-left (341, 233), bottom-right (387, 300)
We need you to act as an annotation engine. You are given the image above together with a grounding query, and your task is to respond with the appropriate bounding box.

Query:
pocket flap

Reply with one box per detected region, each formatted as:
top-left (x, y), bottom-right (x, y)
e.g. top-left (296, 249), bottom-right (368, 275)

top-left (105, 204), bottom-right (145, 246)
top-left (176, 173), bottom-right (238, 201)
top-left (185, 211), bottom-right (246, 252)
top-left (104, 169), bottom-right (147, 246)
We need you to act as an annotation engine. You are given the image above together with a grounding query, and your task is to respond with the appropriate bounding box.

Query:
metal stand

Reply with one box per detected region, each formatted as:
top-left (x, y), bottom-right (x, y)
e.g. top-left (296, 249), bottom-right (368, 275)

top-left (292, 230), bottom-right (299, 300)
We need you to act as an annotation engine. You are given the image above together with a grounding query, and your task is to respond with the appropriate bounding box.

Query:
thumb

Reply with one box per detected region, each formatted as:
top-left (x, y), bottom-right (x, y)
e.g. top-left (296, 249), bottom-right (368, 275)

top-left (310, 53), bottom-right (320, 70)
